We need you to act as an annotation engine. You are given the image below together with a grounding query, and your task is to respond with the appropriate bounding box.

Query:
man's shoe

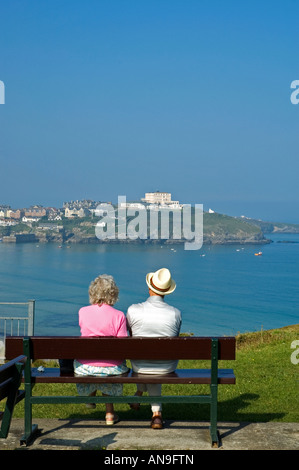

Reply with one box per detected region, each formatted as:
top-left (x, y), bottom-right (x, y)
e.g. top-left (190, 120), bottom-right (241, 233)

top-left (151, 415), bottom-right (163, 429)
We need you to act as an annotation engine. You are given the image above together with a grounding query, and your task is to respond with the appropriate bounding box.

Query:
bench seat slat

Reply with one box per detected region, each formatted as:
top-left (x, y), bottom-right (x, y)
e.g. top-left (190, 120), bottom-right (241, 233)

top-left (27, 367), bottom-right (236, 384)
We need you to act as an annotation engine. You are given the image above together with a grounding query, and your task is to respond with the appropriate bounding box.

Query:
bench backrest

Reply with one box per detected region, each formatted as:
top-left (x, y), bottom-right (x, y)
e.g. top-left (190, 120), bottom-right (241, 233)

top-left (5, 336), bottom-right (235, 361)
top-left (0, 355), bottom-right (26, 401)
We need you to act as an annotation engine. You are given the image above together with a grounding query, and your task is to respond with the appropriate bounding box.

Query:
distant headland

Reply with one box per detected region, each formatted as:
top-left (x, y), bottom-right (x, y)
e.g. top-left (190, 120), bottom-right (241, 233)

top-left (1, 194), bottom-right (299, 246)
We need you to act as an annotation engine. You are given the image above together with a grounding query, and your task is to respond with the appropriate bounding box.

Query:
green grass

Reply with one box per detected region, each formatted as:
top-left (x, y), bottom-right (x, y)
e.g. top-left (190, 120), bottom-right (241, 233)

top-left (203, 212), bottom-right (261, 236)
top-left (2, 324), bottom-right (298, 423)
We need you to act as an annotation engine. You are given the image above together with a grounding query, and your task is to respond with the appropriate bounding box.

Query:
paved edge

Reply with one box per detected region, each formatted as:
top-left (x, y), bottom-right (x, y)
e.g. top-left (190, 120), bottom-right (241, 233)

top-left (0, 419), bottom-right (299, 451)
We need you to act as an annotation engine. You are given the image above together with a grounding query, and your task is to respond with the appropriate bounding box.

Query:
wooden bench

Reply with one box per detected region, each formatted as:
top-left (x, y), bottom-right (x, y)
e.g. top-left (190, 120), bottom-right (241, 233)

top-left (0, 355), bottom-right (27, 439)
top-left (5, 336), bottom-right (236, 447)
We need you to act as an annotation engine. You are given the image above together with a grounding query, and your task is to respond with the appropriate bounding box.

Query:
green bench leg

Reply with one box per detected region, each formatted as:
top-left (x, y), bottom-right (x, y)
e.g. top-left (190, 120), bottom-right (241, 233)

top-left (210, 338), bottom-right (220, 448)
top-left (20, 424), bottom-right (38, 446)
top-left (0, 389), bottom-right (18, 439)
top-left (210, 383), bottom-right (219, 447)
top-left (20, 337), bottom-right (38, 446)
top-left (20, 382), bottom-right (38, 446)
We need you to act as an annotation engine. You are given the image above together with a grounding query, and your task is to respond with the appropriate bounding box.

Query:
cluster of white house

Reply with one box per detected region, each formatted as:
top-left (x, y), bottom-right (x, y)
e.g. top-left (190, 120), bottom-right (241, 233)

top-left (0, 205), bottom-right (62, 226)
top-left (120, 192), bottom-right (183, 210)
top-left (0, 193), bottom-right (191, 227)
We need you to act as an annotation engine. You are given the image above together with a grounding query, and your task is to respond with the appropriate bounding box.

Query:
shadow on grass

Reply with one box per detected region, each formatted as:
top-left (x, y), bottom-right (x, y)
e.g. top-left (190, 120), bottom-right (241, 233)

top-left (216, 393), bottom-right (285, 423)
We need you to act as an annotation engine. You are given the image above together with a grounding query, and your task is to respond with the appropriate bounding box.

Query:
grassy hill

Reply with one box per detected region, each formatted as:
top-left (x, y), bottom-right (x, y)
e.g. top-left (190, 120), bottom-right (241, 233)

top-left (237, 217), bottom-right (299, 234)
top-left (203, 212), bottom-right (265, 244)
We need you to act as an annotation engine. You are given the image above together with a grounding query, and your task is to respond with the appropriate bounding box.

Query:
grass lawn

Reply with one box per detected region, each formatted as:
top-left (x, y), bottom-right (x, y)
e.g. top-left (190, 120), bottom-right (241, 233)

top-left (2, 324), bottom-right (298, 423)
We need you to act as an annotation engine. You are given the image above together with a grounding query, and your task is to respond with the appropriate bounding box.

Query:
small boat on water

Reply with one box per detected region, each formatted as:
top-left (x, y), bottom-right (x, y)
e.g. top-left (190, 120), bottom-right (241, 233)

top-left (254, 251), bottom-right (262, 256)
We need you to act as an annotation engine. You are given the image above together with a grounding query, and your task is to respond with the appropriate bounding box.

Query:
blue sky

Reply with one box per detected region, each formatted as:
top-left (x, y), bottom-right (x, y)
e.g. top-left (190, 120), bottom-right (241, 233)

top-left (0, 0), bottom-right (298, 223)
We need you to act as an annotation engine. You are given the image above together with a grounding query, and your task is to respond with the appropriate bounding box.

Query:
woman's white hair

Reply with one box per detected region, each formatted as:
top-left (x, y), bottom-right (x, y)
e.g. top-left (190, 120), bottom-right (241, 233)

top-left (88, 274), bottom-right (119, 306)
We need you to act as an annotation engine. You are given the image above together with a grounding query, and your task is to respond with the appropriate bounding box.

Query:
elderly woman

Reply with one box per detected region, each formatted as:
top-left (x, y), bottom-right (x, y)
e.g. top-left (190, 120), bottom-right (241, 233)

top-left (74, 274), bottom-right (129, 425)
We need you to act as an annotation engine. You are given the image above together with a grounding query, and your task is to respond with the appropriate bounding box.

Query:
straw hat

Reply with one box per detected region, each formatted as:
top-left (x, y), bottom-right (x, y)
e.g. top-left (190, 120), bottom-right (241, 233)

top-left (146, 268), bottom-right (176, 295)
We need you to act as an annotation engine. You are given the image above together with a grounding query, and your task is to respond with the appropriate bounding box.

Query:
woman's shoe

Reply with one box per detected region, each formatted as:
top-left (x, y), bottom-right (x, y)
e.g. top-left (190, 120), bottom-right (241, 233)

top-left (129, 391), bottom-right (142, 410)
top-left (86, 403), bottom-right (96, 409)
top-left (105, 414), bottom-right (119, 425)
top-left (129, 402), bottom-right (140, 411)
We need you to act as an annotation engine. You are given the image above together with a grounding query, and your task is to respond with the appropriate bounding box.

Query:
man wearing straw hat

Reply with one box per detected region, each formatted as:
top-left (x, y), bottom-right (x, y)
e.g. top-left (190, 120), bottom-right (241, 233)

top-left (126, 268), bottom-right (182, 429)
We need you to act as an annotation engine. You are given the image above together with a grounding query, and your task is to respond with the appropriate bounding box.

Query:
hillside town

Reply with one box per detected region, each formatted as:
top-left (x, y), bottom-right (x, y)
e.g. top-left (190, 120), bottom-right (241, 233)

top-left (0, 192), bottom-right (184, 227)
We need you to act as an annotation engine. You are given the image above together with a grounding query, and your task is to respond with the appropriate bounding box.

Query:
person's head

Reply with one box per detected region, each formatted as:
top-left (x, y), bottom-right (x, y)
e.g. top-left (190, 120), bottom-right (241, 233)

top-left (89, 274), bottom-right (119, 306)
top-left (146, 268), bottom-right (176, 297)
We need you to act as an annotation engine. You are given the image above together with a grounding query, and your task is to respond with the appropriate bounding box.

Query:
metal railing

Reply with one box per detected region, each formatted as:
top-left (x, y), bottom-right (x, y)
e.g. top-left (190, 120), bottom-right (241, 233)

top-left (0, 300), bottom-right (35, 361)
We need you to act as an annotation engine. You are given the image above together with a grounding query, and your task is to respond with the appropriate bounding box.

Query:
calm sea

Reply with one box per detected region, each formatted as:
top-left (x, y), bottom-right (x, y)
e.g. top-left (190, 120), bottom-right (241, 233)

top-left (0, 232), bottom-right (298, 336)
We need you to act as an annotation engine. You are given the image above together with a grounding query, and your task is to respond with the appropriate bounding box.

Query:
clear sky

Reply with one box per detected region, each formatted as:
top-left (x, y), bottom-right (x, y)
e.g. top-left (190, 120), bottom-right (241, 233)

top-left (0, 0), bottom-right (298, 223)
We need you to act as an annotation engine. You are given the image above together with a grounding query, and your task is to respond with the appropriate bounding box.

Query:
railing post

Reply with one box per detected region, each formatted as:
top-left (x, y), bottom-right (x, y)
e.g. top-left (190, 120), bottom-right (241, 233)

top-left (0, 300), bottom-right (35, 339)
top-left (27, 300), bottom-right (35, 336)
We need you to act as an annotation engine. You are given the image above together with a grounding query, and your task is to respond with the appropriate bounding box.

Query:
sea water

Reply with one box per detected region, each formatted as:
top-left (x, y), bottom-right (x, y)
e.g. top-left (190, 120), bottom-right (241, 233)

top-left (0, 232), bottom-right (298, 336)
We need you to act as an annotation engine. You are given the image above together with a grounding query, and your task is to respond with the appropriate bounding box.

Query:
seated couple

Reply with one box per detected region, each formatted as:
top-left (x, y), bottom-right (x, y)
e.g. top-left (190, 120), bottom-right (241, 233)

top-left (74, 268), bottom-right (182, 430)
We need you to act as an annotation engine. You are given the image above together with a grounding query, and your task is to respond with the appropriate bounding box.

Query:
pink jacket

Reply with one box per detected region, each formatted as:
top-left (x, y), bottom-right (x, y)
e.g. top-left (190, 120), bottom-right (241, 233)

top-left (77, 303), bottom-right (127, 367)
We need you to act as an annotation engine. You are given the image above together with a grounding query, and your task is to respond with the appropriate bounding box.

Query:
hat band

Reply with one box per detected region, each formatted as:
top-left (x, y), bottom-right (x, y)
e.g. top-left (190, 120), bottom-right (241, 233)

top-left (150, 277), bottom-right (170, 293)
